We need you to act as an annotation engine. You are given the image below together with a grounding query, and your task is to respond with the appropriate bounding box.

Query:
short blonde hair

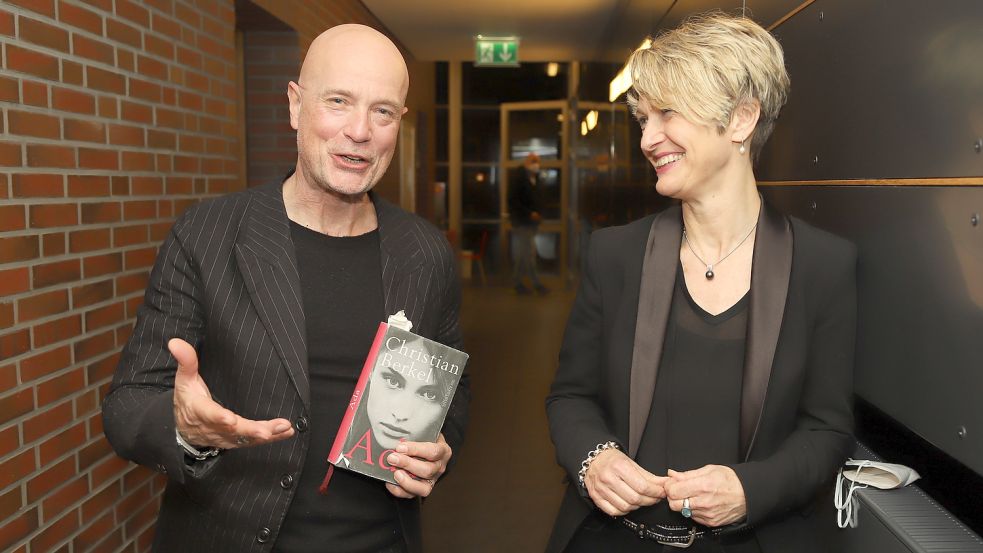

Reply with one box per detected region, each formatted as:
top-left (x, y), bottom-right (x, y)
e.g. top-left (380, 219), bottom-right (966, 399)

top-left (626, 12), bottom-right (790, 162)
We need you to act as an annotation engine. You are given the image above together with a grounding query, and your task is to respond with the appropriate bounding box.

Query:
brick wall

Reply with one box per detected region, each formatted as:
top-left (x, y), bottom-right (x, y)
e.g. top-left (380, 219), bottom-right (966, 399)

top-left (0, 1), bottom-right (417, 551)
top-left (243, 30), bottom-right (299, 189)
top-left (1, 0), bottom-right (238, 551)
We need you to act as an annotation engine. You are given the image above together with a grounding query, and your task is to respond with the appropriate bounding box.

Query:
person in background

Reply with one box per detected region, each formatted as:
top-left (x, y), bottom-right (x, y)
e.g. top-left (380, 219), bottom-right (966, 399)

top-left (102, 24), bottom-right (469, 553)
top-left (509, 152), bottom-right (550, 295)
top-left (546, 12), bottom-right (856, 553)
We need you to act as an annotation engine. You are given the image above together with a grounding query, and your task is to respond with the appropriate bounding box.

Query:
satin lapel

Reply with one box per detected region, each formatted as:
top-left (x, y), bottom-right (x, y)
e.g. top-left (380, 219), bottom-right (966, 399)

top-left (741, 201), bottom-right (793, 459)
top-left (234, 183), bottom-right (310, 409)
top-left (628, 207), bottom-right (682, 458)
top-left (375, 197), bottom-right (426, 325)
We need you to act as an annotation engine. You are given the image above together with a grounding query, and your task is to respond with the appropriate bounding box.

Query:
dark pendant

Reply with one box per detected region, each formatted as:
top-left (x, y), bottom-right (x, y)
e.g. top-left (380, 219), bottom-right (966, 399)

top-left (705, 268), bottom-right (714, 280)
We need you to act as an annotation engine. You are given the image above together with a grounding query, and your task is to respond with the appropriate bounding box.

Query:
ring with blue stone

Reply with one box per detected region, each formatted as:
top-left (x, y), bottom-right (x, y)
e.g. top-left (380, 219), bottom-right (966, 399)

top-left (681, 497), bottom-right (692, 518)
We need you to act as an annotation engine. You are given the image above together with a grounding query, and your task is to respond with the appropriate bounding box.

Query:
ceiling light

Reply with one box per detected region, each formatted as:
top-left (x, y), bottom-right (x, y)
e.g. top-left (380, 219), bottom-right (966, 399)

top-left (580, 121), bottom-right (588, 136)
top-left (546, 62), bottom-right (559, 77)
top-left (586, 110), bottom-right (598, 131)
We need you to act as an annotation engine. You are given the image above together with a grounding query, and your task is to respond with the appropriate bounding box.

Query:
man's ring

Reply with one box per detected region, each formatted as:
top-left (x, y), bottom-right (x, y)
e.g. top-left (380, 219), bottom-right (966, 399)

top-left (681, 497), bottom-right (692, 518)
top-left (235, 435), bottom-right (250, 446)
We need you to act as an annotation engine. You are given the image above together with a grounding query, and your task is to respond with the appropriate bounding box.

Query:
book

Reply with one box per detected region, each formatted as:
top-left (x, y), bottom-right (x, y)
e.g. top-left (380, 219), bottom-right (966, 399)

top-left (324, 312), bottom-right (468, 486)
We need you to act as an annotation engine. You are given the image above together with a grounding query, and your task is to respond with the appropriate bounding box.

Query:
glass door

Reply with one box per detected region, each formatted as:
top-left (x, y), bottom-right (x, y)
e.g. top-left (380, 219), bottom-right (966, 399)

top-left (499, 100), bottom-right (570, 284)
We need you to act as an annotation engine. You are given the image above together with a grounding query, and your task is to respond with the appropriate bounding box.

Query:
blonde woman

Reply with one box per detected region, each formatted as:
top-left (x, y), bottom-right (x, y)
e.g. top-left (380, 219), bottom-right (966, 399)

top-left (547, 12), bottom-right (856, 553)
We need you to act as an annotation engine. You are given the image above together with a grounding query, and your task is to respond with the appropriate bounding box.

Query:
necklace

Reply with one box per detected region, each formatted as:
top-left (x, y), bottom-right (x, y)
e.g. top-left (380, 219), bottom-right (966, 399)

top-left (683, 220), bottom-right (758, 280)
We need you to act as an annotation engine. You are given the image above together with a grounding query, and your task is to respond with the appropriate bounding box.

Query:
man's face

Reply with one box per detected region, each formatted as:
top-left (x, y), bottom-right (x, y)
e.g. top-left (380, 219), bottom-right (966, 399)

top-left (366, 343), bottom-right (444, 451)
top-left (288, 41), bottom-right (408, 197)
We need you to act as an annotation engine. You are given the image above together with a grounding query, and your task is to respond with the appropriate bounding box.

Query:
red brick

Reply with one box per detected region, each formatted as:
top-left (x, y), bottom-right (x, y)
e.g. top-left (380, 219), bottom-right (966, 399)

top-left (156, 153), bottom-right (173, 173)
top-left (27, 456), bottom-right (75, 501)
top-left (111, 175), bottom-right (129, 195)
top-left (67, 175), bottom-right (110, 197)
top-left (97, 95), bottom-right (118, 118)
top-left (64, 118), bottom-right (105, 143)
top-left (0, 506), bottom-right (39, 553)
top-left (85, 301), bottom-right (124, 331)
top-left (137, 55), bottom-right (168, 80)
top-left (117, 47), bottom-right (134, 72)
top-left (131, 176), bottom-right (162, 195)
top-left (31, 510), bottom-right (80, 552)
top-left (116, 0), bottom-right (149, 26)
top-left (78, 434), bottom-right (114, 475)
top-left (41, 473), bottom-right (87, 520)
top-left (62, 59), bottom-right (83, 86)
top-left (20, 344), bottom-right (72, 382)
top-left (115, 322), bottom-right (132, 348)
top-left (75, 510), bottom-right (114, 551)
top-left (0, 141), bottom-right (23, 166)
top-left (27, 143), bottom-right (75, 168)
top-left (82, 252), bottom-right (122, 278)
top-left (155, 106), bottom-right (183, 129)
top-left (178, 134), bottom-right (204, 154)
top-left (52, 86), bottom-right (95, 115)
top-left (0, 364), bottom-right (15, 394)
top-left (18, 289), bottom-right (69, 322)
top-left (0, 423), bottom-right (18, 455)
top-left (0, 76), bottom-right (19, 102)
top-left (121, 151), bottom-right (155, 171)
top-left (125, 296), bottom-right (142, 318)
top-left (75, 388), bottom-right (98, 416)
top-left (124, 246), bottom-right (156, 270)
top-left (113, 224), bottom-right (148, 247)
top-left (32, 314), bottom-right (82, 348)
top-left (74, 330), bottom-right (116, 364)
top-left (0, 268), bottom-right (30, 296)
top-left (144, 32), bottom-right (173, 60)
top-left (147, 129), bottom-right (176, 149)
top-left (1, 486), bottom-right (23, 523)
top-left (71, 33), bottom-right (114, 65)
top-left (58, 0), bottom-right (102, 35)
top-left (86, 66), bottom-right (125, 94)
top-left (29, 203), bottom-right (78, 228)
top-left (32, 259), bottom-right (80, 289)
top-left (80, 201), bottom-right (120, 224)
top-left (108, 124), bottom-right (144, 147)
top-left (173, 155), bottom-right (199, 173)
top-left (0, 301), bottom-right (13, 328)
top-left (78, 147), bottom-right (118, 170)
top-left (106, 17), bottom-right (141, 48)
top-left (0, 10), bottom-right (12, 37)
top-left (6, 44), bottom-right (59, 80)
top-left (42, 232), bottom-right (66, 256)
top-left (72, 279), bottom-right (113, 309)
top-left (8, 109), bottom-right (60, 139)
top-left (21, 80), bottom-right (49, 108)
top-left (0, 328), bottom-right (31, 359)
top-left (23, 400), bottom-right (73, 443)
top-left (150, 12), bottom-right (179, 39)
top-left (19, 15), bottom-right (70, 52)
top-left (6, 0), bottom-right (55, 18)
top-left (89, 453), bottom-right (128, 488)
top-left (37, 367), bottom-right (84, 407)
top-left (0, 235), bottom-right (40, 264)
top-left (122, 200), bottom-right (155, 221)
top-left (78, 0), bottom-right (112, 11)
top-left (0, 387), bottom-right (34, 426)
top-left (69, 228), bottom-right (110, 253)
top-left (115, 271), bottom-right (148, 296)
top-left (12, 173), bottom-right (64, 197)
top-left (0, 205), bottom-right (26, 231)
top-left (121, 100), bottom-right (152, 124)
top-left (129, 77), bottom-right (161, 103)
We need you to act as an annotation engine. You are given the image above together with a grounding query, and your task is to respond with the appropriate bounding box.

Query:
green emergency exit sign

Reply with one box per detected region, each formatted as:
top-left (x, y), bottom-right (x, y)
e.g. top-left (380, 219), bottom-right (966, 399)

top-left (474, 37), bottom-right (519, 67)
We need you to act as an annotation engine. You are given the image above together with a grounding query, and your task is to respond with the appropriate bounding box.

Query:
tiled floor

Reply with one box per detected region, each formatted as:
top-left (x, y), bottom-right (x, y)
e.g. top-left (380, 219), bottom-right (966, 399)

top-left (422, 278), bottom-right (575, 552)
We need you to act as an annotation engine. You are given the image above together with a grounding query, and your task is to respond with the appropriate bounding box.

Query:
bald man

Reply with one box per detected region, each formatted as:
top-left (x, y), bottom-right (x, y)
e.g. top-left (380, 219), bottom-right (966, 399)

top-left (103, 25), bottom-right (468, 553)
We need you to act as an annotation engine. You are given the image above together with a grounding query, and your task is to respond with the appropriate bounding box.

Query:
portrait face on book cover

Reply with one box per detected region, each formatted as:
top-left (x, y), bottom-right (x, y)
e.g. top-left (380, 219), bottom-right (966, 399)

top-left (366, 337), bottom-right (450, 450)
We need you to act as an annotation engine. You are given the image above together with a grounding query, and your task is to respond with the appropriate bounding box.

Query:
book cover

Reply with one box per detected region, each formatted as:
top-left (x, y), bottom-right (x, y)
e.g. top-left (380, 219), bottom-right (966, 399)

top-left (326, 318), bottom-right (468, 485)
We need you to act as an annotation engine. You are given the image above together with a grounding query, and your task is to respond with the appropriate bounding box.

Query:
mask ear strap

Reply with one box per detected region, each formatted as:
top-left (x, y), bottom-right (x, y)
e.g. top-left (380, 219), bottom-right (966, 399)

top-left (834, 464), bottom-right (870, 529)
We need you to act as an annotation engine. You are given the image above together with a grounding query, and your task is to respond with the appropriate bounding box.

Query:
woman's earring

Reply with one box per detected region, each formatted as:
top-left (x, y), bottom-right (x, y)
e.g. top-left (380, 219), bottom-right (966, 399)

top-left (739, 140), bottom-right (746, 155)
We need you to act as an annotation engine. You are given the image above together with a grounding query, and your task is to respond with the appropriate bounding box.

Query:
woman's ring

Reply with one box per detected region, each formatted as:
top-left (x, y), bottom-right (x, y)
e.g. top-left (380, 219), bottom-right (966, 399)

top-left (235, 435), bottom-right (251, 446)
top-left (681, 497), bottom-right (692, 518)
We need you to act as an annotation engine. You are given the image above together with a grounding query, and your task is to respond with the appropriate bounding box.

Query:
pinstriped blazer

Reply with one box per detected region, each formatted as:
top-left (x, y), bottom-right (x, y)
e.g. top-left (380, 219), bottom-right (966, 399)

top-left (102, 180), bottom-right (468, 553)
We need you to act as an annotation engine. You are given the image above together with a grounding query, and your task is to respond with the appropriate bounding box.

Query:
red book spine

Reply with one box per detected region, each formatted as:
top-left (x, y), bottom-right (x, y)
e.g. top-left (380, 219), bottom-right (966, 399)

top-left (327, 321), bottom-right (388, 464)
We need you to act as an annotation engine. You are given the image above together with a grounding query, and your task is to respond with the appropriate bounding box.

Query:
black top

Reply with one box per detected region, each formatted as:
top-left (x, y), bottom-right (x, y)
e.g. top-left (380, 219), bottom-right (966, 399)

top-left (275, 222), bottom-right (401, 553)
top-left (633, 263), bottom-right (749, 527)
top-left (508, 169), bottom-right (542, 226)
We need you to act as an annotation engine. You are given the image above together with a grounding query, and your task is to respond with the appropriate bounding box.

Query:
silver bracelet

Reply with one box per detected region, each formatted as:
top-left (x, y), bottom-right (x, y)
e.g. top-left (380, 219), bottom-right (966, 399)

top-left (176, 428), bottom-right (221, 461)
top-left (578, 441), bottom-right (621, 487)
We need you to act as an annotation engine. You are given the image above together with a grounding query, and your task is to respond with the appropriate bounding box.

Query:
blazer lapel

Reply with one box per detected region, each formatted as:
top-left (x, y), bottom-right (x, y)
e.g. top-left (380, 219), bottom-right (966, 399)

top-left (375, 197), bottom-right (427, 327)
top-left (741, 201), bottom-right (793, 459)
top-left (628, 207), bottom-right (682, 458)
top-left (234, 183), bottom-right (310, 409)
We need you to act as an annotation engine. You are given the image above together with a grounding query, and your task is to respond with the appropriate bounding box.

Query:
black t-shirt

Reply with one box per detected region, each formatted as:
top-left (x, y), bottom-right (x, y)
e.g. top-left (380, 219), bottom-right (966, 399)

top-left (274, 222), bottom-right (401, 553)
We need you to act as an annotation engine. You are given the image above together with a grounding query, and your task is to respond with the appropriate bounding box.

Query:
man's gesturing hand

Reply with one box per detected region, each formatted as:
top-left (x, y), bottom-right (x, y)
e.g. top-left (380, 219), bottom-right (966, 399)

top-left (584, 448), bottom-right (667, 516)
top-left (170, 338), bottom-right (295, 450)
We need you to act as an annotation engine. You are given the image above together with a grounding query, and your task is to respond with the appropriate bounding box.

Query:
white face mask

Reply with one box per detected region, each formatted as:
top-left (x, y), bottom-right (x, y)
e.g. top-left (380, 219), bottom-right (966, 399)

top-left (834, 459), bottom-right (921, 529)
